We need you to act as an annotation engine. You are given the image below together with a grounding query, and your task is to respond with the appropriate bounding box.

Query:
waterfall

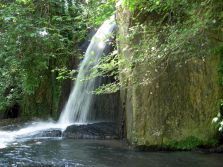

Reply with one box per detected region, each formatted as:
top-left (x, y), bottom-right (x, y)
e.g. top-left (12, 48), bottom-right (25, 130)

top-left (0, 16), bottom-right (116, 149)
top-left (58, 15), bottom-right (116, 125)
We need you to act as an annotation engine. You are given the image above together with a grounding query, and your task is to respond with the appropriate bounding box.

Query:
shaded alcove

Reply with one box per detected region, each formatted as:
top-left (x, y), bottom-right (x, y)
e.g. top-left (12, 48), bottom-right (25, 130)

top-left (3, 103), bottom-right (21, 119)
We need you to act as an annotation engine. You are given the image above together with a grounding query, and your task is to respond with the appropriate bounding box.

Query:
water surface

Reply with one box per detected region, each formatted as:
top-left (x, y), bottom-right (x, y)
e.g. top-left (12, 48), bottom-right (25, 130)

top-left (0, 139), bottom-right (223, 167)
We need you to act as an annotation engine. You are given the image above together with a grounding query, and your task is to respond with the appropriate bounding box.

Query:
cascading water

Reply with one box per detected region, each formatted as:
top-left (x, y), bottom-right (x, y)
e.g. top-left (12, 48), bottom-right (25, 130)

top-left (58, 15), bottom-right (116, 125)
top-left (0, 16), bottom-right (116, 149)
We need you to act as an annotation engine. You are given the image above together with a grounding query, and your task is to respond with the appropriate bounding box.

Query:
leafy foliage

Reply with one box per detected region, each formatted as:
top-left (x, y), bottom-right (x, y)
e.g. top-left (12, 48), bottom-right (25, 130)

top-left (0, 0), bottom-right (88, 114)
top-left (81, 0), bottom-right (115, 26)
top-left (213, 46), bottom-right (223, 131)
top-left (88, 0), bottom-right (223, 94)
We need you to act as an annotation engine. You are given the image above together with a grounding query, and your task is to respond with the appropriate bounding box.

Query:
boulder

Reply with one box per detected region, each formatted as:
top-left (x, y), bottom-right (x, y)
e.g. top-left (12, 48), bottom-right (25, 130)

top-left (63, 122), bottom-right (119, 139)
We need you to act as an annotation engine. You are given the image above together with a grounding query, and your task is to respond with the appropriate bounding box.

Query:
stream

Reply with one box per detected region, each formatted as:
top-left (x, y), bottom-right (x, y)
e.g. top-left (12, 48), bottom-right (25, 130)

top-left (0, 139), bottom-right (223, 167)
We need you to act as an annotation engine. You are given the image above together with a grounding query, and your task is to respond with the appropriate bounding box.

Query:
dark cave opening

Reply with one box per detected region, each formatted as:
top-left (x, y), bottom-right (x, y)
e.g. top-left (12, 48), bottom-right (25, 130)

top-left (4, 103), bottom-right (21, 119)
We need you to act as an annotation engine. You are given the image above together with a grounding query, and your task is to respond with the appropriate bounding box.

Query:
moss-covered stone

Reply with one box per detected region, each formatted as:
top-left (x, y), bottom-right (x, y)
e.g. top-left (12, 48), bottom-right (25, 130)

top-left (166, 136), bottom-right (218, 150)
top-left (116, 0), bottom-right (222, 149)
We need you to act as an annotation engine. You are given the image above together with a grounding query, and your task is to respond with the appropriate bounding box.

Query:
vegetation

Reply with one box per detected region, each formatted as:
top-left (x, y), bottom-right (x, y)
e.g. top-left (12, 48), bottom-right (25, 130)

top-left (0, 0), bottom-right (89, 116)
top-left (92, 0), bottom-right (223, 89)
top-left (166, 136), bottom-right (218, 150)
top-left (0, 0), bottom-right (117, 117)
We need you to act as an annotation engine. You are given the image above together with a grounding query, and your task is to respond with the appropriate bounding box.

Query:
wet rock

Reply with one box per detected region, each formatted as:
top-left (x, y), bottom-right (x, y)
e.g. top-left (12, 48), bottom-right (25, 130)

top-left (0, 118), bottom-right (32, 131)
top-left (0, 124), bottom-right (23, 131)
top-left (210, 145), bottom-right (223, 153)
top-left (63, 122), bottom-right (119, 139)
top-left (24, 129), bottom-right (62, 138)
top-left (196, 145), bottom-right (223, 153)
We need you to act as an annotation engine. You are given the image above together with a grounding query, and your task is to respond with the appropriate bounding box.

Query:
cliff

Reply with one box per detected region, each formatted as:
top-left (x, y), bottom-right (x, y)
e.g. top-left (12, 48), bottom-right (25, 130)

top-left (116, 2), bottom-right (222, 149)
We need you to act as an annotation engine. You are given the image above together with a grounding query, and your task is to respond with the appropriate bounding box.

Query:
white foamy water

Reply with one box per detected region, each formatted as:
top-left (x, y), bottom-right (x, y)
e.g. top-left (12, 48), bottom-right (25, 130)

top-left (0, 121), bottom-right (67, 148)
top-left (0, 16), bottom-right (116, 149)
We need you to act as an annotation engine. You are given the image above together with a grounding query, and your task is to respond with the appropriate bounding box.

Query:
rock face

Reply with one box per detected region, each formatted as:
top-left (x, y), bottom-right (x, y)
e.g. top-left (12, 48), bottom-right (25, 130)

top-left (116, 2), bottom-right (221, 147)
top-left (89, 78), bottom-right (120, 122)
top-left (63, 122), bottom-right (119, 139)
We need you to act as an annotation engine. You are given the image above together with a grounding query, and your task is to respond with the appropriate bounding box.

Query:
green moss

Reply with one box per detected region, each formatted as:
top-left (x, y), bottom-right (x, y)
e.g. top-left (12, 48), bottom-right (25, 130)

top-left (21, 72), bottom-right (62, 119)
top-left (166, 136), bottom-right (218, 150)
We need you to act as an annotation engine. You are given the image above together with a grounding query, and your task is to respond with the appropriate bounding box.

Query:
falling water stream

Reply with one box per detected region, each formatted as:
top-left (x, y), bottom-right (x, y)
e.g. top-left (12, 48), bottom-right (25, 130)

top-left (59, 15), bottom-right (116, 124)
top-left (0, 16), bottom-right (115, 149)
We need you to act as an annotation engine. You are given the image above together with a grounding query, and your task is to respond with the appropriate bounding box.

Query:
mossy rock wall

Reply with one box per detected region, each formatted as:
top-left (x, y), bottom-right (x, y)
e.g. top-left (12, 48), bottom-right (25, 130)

top-left (22, 72), bottom-right (61, 119)
top-left (116, 3), bottom-right (221, 148)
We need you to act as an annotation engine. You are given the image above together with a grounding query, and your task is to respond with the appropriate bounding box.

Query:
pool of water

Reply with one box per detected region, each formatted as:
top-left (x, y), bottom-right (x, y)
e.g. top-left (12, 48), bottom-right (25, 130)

top-left (0, 139), bottom-right (223, 167)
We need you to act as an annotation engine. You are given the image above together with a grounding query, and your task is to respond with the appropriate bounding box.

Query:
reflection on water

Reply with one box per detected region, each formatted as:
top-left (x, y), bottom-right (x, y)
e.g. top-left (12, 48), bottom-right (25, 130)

top-left (0, 139), bottom-right (223, 167)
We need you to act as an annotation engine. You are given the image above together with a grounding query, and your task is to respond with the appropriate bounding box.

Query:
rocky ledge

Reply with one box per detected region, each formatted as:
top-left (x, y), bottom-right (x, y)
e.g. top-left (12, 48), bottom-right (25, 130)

top-left (63, 122), bottom-right (119, 139)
